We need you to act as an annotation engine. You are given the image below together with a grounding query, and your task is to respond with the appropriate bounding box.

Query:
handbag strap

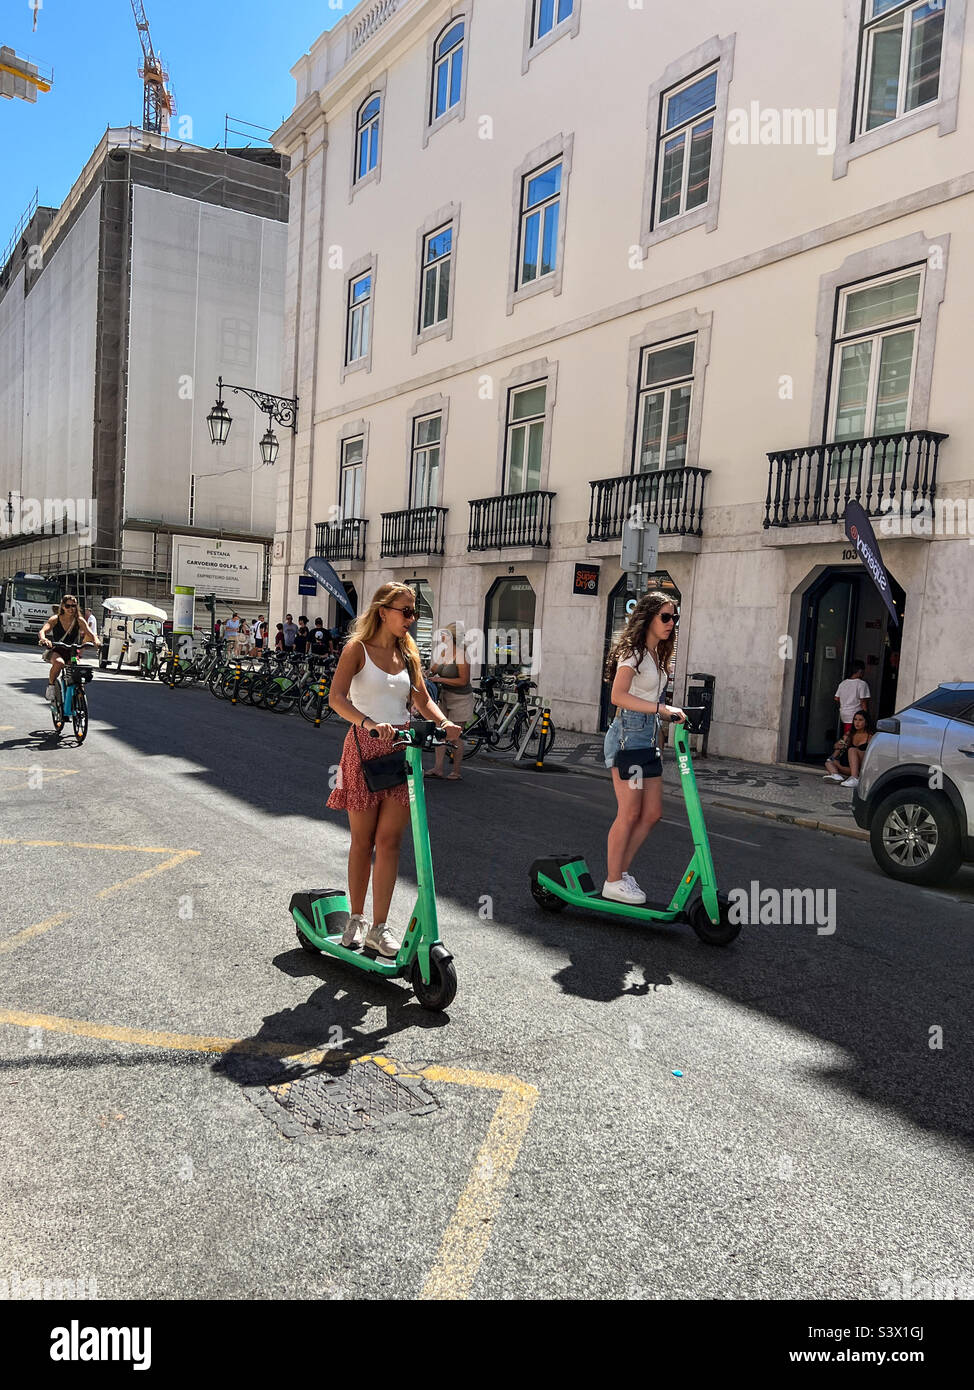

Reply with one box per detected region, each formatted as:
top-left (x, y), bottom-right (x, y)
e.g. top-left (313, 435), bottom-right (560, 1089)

top-left (351, 724), bottom-right (366, 767)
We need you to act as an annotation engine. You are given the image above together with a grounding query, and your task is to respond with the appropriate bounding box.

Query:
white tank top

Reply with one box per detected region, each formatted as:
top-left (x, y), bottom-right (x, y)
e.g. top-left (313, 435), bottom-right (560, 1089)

top-left (349, 645), bottom-right (413, 725)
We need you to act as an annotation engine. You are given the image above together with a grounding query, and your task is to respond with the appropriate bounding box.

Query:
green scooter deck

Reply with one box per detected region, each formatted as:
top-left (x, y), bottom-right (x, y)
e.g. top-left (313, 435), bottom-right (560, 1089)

top-left (290, 889), bottom-right (406, 976)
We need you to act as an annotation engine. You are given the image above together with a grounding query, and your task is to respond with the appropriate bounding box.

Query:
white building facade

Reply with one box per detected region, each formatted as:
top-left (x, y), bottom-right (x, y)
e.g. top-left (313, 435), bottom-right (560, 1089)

top-left (271, 0), bottom-right (973, 763)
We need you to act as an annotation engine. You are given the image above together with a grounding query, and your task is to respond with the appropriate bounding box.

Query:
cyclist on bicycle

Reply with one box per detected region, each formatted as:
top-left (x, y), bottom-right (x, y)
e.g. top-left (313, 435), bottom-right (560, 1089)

top-left (39, 595), bottom-right (97, 702)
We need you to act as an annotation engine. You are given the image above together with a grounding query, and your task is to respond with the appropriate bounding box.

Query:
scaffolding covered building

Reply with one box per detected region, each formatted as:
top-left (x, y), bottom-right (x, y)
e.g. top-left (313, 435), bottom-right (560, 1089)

top-left (0, 127), bottom-right (289, 617)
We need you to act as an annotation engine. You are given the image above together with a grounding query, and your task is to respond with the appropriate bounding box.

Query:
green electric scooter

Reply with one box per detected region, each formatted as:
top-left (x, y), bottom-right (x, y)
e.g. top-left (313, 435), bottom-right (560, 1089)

top-left (291, 720), bottom-right (458, 1011)
top-left (529, 708), bottom-right (740, 946)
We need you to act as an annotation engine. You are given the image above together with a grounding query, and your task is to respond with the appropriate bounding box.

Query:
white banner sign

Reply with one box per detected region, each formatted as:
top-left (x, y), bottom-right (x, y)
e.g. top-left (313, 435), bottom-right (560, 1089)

top-left (171, 538), bottom-right (264, 602)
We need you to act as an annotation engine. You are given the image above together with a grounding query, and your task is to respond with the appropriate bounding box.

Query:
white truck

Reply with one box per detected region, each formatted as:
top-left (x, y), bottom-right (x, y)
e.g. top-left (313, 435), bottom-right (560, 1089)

top-left (0, 571), bottom-right (60, 642)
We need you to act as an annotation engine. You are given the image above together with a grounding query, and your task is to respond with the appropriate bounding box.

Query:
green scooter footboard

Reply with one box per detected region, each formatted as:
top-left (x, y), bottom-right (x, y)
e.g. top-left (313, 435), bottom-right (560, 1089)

top-left (290, 889), bottom-right (349, 940)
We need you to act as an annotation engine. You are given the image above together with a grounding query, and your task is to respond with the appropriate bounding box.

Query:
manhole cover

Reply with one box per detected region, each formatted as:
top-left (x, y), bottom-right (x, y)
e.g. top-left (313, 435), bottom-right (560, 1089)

top-left (221, 1052), bottom-right (438, 1139)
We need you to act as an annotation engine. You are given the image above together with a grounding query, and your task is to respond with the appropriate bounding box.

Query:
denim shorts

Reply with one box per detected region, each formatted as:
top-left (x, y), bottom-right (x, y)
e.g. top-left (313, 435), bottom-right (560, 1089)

top-left (603, 711), bottom-right (662, 775)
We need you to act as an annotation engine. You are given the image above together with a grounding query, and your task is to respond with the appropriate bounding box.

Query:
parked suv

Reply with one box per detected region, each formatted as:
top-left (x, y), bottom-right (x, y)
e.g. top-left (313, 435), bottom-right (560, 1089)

top-left (853, 683), bottom-right (974, 886)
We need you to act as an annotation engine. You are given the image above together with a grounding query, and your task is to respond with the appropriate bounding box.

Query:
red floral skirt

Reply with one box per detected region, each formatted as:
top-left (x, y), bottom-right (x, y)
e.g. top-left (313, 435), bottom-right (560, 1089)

top-left (326, 726), bottom-right (410, 813)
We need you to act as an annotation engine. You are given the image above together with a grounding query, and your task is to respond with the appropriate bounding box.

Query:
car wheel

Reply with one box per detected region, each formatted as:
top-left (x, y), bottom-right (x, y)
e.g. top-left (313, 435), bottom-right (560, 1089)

top-left (869, 787), bottom-right (963, 886)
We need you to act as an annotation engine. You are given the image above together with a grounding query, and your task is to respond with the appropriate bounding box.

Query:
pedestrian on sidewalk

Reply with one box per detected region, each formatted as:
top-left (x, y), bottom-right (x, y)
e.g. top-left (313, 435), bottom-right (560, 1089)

top-left (310, 620), bottom-right (329, 657)
top-left (84, 607), bottom-right (99, 643)
top-left (282, 614), bottom-right (298, 650)
top-left (253, 616), bottom-right (266, 651)
top-left (425, 623), bottom-right (473, 781)
top-left (295, 618), bottom-right (311, 655)
top-left (274, 623), bottom-right (285, 652)
top-left (326, 583), bottom-right (460, 957)
top-left (601, 590), bottom-right (687, 905)
top-left (835, 662), bottom-right (870, 735)
top-left (824, 710), bottom-right (874, 787)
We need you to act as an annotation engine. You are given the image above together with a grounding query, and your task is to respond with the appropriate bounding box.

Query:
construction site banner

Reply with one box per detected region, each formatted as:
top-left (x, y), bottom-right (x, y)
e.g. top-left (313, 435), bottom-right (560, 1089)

top-left (171, 537), bottom-right (263, 602)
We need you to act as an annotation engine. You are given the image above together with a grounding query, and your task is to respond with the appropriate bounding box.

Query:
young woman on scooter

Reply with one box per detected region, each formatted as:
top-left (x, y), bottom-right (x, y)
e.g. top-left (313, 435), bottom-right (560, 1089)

top-left (602, 590), bottom-right (686, 905)
top-left (327, 583), bottom-right (461, 956)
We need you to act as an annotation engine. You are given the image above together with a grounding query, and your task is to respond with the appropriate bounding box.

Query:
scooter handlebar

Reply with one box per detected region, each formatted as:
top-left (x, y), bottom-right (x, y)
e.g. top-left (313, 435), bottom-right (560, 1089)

top-left (367, 721), bottom-right (448, 748)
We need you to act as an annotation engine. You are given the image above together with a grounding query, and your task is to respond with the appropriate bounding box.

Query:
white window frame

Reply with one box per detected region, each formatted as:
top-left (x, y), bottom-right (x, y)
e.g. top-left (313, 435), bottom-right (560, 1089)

top-left (833, 0), bottom-right (967, 178)
top-left (858, 0), bottom-right (946, 134)
top-left (420, 226), bottom-right (452, 331)
top-left (654, 70), bottom-right (718, 228)
top-left (423, 6), bottom-right (473, 147)
top-left (635, 336), bottom-right (696, 474)
top-left (507, 134), bottom-right (574, 313)
top-left (410, 412), bottom-right (443, 509)
top-left (340, 437), bottom-right (365, 520)
top-left (347, 274), bottom-right (372, 364)
top-left (517, 158), bottom-right (562, 290)
top-left (504, 381), bottom-right (548, 495)
top-left (522, 0), bottom-right (581, 71)
top-left (341, 254), bottom-right (377, 382)
top-left (640, 34), bottom-right (735, 251)
top-left (355, 95), bottom-right (381, 182)
top-left (828, 267), bottom-right (925, 442)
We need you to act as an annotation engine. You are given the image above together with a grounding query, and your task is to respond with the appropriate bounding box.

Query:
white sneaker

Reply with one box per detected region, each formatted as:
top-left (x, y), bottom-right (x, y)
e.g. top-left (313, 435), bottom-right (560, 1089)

top-left (341, 913), bottom-right (367, 949)
top-left (841, 776), bottom-right (859, 788)
top-left (365, 922), bottom-right (401, 957)
top-left (824, 773), bottom-right (844, 782)
top-left (622, 872), bottom-right (645, 897)
top-left (602, 878), bottom-right (647, 905)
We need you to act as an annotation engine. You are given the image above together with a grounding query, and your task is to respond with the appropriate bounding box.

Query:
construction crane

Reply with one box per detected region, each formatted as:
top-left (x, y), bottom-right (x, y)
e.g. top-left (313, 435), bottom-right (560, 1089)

top-left (130, 0), bottom-right (174, 135)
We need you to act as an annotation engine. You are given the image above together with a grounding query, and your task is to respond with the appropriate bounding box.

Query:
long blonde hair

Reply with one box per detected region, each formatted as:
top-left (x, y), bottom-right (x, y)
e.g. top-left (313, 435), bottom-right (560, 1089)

top-left (348, 583), bottom-right (423, 690)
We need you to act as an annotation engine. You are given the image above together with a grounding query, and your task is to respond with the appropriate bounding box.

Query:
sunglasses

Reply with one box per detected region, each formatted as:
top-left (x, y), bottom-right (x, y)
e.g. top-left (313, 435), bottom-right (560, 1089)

top-left (63, 602), bottom-right (78, 608)
top-left (658, 611), bottom-right (679, 626)
top-left (386, 606), bottom-right (416, 620)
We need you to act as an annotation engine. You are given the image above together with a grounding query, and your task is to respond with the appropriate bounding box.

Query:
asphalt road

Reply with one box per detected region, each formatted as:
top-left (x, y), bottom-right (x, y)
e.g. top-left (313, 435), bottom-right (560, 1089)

top-left (1, 638), bottom-right (972, 1302)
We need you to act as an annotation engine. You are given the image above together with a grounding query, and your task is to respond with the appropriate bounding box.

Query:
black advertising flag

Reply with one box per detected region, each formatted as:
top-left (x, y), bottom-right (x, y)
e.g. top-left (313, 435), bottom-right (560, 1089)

top-left (843, 502), bottom-right (899, 627)
top-left (303, 557), bottom-right (357, 618)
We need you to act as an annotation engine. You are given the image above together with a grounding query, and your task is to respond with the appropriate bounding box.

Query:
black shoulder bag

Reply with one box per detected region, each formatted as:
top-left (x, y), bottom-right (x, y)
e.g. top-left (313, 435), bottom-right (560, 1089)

top-left (352, 726), bottom-right (407, 791)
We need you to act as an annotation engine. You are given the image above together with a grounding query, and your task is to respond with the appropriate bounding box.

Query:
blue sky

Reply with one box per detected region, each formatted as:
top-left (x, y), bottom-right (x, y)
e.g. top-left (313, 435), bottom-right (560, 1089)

top-left (1, 0), bottom-right (346, 238)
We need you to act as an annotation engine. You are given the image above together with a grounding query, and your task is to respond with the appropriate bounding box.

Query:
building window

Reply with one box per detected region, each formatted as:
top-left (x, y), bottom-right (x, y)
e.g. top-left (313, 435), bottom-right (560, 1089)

top-left (533, 0), bottom-right (573, 42)
top-left (346, 273), bottom-right (372, 365)
top-left (410, 414), bottom-right (442, 508)
top-left (431, 20), bottom-right (465, 123)
top-left (340, 437), bottom-right (365, 518)
top-left (656, 69), bottom-right (718, 225)
top-left (635, 337), bottom-right (695, 472)
top-left (221, 316), bottom-right (253, 368)
top-left (518, 160), bottom-right (562, 289)
top-left (505, 383), bottom-right (547, 493)
top-left (485, 575), bottom-right (536, 672)
top-left (355, 95), bottom-right (381, 181)
top-left (829, 268), bottom-right (923, 441)
top-left (420, 225), bottom-right (453, 332)
top-left (859, 0), bottom-right (946, 133)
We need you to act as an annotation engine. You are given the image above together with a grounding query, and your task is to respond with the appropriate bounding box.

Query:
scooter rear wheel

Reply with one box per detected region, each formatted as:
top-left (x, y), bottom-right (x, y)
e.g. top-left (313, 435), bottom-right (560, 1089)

top-left (531, 880), bottom-right (566, 912)
top-left (688, 893), bottom-right (739, 947)
top-left (411, 952), bottom-right (457, 1011)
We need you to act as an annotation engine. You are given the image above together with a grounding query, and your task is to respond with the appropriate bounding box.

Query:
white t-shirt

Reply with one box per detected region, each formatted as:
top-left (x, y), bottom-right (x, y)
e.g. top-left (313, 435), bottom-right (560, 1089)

top-left (836, 677), bottom-right (870, 723)
top-left (618, 651), bottom-right (669, 706)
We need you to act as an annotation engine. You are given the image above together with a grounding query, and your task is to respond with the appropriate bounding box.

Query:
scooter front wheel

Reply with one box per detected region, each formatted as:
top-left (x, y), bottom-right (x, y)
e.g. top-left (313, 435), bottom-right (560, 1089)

top-left (411, 951), bottom-right (457, 1012)
top-left (531, 879), bottom-right (566, 912)
top-left (688, 893), bottom-right (740, 947)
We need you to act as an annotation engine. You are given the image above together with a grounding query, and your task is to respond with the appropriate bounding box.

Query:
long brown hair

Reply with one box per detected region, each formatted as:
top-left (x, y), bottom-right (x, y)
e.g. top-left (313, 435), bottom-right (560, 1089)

top-left (604, 589), bottom-right (678, 686)
top-left (348, 583), bottom-right (423, 691)
top-left (57, 594), bottom-right (81, 626)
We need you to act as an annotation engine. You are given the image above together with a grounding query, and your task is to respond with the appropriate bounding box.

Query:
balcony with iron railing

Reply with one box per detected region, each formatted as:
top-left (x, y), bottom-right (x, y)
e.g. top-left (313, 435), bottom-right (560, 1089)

top-left (314, 517), bottom-right (368, 564)
top-left (587, 466), bottom-right (710, 542)
top-left (764, 430), bottom-right (947, 529)
top-left (380, 506), bottom-right (448, 558)
top-left (467, 490), bottom-right (555, 552)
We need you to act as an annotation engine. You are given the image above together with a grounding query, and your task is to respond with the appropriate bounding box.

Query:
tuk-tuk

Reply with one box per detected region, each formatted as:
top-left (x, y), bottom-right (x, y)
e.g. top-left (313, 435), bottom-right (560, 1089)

top-left (99, 597), bottom-right (168, 671)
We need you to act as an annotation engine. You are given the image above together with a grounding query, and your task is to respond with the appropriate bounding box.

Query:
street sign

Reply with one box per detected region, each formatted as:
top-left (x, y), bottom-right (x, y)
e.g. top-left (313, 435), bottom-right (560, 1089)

top-left (621, 518), bottom-right (660, 577)
top-left (298, 576), bottom-right (318, 596)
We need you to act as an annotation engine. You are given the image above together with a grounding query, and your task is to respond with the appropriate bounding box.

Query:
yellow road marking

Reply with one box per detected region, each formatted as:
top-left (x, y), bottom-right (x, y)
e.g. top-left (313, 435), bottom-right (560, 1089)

top-left (0, 914), bottom-right (75, 957)
top-left (0, 1012), bottom-right (538, 1299)
top-left (0, 845), bottom-right (199, 954)
top-left (0, 768), bottom-right (79, 789)
top-left (0, 839), bottom-right (188, 853)
top-left (420, 1066), bottom-right (539, 1301)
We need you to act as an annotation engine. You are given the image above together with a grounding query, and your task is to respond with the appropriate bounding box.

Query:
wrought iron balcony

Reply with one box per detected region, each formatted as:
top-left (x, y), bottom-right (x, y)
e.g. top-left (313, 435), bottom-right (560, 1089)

top-left (314, 517), bottom-right (368, 563)
top-left (380, 506), bottom-right (448, 558)
top-left (764, 430), bottom-right (947, 528)
top-left (587, 466), bottom-right (710, 542)
top-left (467, 490), bottom-right (555, 551)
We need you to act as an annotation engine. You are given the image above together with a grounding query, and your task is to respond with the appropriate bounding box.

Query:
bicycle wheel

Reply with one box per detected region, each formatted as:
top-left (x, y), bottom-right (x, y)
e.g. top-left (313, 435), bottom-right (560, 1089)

top-left (50, 683), bottom-right (65, 736)
top-left (448, 719), bottom-right (485, 763)
top-left (72, 688), bottom-right (89, 744)
top-left (298, 688), bottom-right (327, 724)
top-left (274, 681), bottom-right (300, 713)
